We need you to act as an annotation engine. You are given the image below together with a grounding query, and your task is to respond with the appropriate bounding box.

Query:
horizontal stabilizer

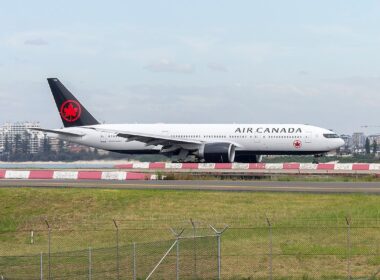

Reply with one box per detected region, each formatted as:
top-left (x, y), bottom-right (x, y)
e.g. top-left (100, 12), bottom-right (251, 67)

top-left (29, 128), bottom-right (85, 137)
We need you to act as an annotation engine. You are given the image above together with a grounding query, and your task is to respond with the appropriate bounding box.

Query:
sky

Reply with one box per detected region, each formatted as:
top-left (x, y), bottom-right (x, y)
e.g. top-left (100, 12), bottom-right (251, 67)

top-left (1, 0), bottom-right (380, 134)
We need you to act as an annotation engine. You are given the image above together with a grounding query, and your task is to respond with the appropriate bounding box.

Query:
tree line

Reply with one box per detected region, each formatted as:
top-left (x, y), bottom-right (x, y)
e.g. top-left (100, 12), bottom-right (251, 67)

top-left (365, 138), bottom-right (378, 155)
top-left (0, 134), bottom-right (99, 161)
top-left (0, 133), bottom-right (165, 162)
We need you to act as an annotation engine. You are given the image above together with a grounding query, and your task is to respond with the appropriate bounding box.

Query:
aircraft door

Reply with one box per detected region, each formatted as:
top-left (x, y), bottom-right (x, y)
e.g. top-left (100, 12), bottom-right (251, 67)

top-left (100, 133), bottom-right (107, 143)
top-left (305, 132), bottom-right (312, 143)
top-left (254, 133), bottom-right (261, 143)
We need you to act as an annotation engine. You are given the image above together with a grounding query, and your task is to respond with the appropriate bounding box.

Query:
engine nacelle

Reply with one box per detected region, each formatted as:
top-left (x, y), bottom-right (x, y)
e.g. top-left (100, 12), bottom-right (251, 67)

top-left (234, 153), bottom-right (262, 163)
top-left (198, 143), bottom-right (236, 163)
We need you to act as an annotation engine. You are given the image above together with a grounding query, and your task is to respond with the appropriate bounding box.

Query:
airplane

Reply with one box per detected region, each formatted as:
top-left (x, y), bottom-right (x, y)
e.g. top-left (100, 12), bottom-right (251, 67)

top-left (31, 78), bottom-right (345, 163)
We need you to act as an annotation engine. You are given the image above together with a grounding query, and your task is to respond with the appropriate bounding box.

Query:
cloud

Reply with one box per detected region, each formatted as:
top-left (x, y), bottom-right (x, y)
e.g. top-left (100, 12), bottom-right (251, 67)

top-left (6, 32), bottom-right (52, 48)
top-left (208, 63), bottom-right (227, 72)
top-left (180, 36), bottom-right (217, 53)
top-left (303, 25), bottom-right (354, 37)
top-left (228, 42), bottom-right (291, 63)
top-left (24, 38), bottom-right (48, 46)
top-left (144, 59), bottom-right (194, 74)
top-left (1, 74), bottom-right (380, 135)
top-left (5, 30), bottom-right (100, 56)
top-left (298, 70), bottom-right (309, 76)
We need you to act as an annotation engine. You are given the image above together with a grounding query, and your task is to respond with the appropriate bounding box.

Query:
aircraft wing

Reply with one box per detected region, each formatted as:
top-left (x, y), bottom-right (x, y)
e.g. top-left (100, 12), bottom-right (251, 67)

top-left (28, 128), bottom-right (85, 137)
top-left (90, 128), bottom-right (202, 147)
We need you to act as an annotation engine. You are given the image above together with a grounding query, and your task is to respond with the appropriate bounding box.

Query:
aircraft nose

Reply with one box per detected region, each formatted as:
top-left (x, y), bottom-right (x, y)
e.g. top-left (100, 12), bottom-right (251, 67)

top-left (338, 138), bottom-right (345, 147)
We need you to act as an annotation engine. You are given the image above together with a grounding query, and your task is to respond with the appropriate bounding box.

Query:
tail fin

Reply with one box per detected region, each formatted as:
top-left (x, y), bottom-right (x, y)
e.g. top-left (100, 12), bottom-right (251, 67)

top-left (47, 78), bottom-right (99, 127)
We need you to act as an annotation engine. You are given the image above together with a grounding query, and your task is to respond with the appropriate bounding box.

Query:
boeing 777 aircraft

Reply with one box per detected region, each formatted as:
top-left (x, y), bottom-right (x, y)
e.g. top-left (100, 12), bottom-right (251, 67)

top-left (32, 78), bottom-right (345, 163)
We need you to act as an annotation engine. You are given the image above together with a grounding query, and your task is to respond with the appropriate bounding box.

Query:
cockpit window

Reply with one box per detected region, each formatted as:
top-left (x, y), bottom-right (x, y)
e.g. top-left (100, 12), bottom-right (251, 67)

top-left (323, 133), bottom-right (339, 138)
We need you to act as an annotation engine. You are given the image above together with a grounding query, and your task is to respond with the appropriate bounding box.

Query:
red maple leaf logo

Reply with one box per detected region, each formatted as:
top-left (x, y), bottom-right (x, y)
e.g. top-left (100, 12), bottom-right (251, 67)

top-left (293, 140), bottom-right (302, 149)
top-left (64, 103), bottom-right (78, 118)
top-left (60, 100), bottom-right (81, 122)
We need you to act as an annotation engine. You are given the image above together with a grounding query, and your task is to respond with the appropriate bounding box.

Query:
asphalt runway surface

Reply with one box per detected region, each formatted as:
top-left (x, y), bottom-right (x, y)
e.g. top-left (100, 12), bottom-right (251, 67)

top-left (1, 179), bottom-right (380, 193)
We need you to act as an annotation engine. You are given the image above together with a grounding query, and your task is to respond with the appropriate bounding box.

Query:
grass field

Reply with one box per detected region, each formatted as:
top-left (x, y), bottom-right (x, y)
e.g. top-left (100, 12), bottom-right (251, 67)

top-left (2, 187), bottom-right (380, 231)
top-left (2, 186), bottom-right (380, 279)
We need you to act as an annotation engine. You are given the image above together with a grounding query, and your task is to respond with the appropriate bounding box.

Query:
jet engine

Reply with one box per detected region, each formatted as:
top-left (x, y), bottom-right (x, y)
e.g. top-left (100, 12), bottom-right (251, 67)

top-left (234, 153), bottom-right (262, 163)
top-left (197, 143), bottom-right (236, 163)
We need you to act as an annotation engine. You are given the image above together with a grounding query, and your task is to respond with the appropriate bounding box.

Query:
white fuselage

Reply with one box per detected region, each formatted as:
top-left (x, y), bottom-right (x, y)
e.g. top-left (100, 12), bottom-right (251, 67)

top-left (52, 123), bottom-right (344, 155)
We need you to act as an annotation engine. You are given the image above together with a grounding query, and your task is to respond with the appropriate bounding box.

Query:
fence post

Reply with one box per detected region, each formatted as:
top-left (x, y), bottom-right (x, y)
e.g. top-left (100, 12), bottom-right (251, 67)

top-left (346, 217), bottom-right (351, 280)
top-left (176, 237), bottom-right (180, 280)
top-left (113, 219), bottom-right (120, 280)
top-left (40, 252), bottom-right (43, 280)
top-left (190, 219), bottom-right (197, 278)
top-left (88, 247), bottom-right (92, 280)
top-left (266, 217), bottom-right (273, 280)
top-left (210, 225), bottom-right (229, 280)
top-left (133, 242), bottom-right (136, 280)
top-left (170, 228), bottom-right (185, 280)
top-left (44, 220), bottom-right (51, 280)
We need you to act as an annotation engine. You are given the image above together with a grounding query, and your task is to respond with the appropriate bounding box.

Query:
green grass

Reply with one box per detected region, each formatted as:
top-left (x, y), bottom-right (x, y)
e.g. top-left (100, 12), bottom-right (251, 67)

top-left (2, 187), bottom-right (380, 229)
top-left (162, 172), bottom-right (380, 182)
top-left (264, 154), bottom-right (380, 163)
top-left (2, 187), bottom-right (380, 278)
top-left (274, 174), bottom-right (380, 182)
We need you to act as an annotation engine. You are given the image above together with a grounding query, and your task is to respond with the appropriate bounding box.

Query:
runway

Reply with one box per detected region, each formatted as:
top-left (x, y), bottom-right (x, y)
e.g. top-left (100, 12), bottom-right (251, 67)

top-left (1, 179), bottom-right (380, 193)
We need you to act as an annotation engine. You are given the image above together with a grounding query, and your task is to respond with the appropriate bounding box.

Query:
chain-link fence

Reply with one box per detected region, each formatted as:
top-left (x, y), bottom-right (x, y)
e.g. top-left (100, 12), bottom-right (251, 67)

top-left (2, 218), bottom-right (380, 279)
top-left (221, 218), bottom-right (380, 279)
top-left (0, 228), bottom-right (220, 280)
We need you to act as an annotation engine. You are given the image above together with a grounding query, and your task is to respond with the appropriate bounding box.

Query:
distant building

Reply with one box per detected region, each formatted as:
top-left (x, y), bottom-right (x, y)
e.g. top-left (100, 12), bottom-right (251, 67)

top-left (0, 122), bottom-right (44, 154)
top-left (352, 132), bottom-right (366, 149)
top-left (49, 137), bottom-right (61, 152)
top-left (367, 134), bottom-right (380, 153)
top-left (340, 134), bottom-right (353, 153)
top-left (67, 143), bottom-right (92, 153)
top-left (367, 134), bottom-right (380, 144)
top-left (0, 121), bottom-right (109, 161)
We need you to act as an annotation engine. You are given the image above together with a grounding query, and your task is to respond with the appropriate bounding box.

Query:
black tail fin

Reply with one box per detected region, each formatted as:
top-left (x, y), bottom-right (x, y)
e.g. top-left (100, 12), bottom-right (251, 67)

top-left (47, 78), bottom-right (99, 127)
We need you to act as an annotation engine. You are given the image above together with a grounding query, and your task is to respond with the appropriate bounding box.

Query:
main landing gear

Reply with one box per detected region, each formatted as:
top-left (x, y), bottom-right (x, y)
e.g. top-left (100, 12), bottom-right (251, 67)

top-left (312, 154), bottom-right (324, 164)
